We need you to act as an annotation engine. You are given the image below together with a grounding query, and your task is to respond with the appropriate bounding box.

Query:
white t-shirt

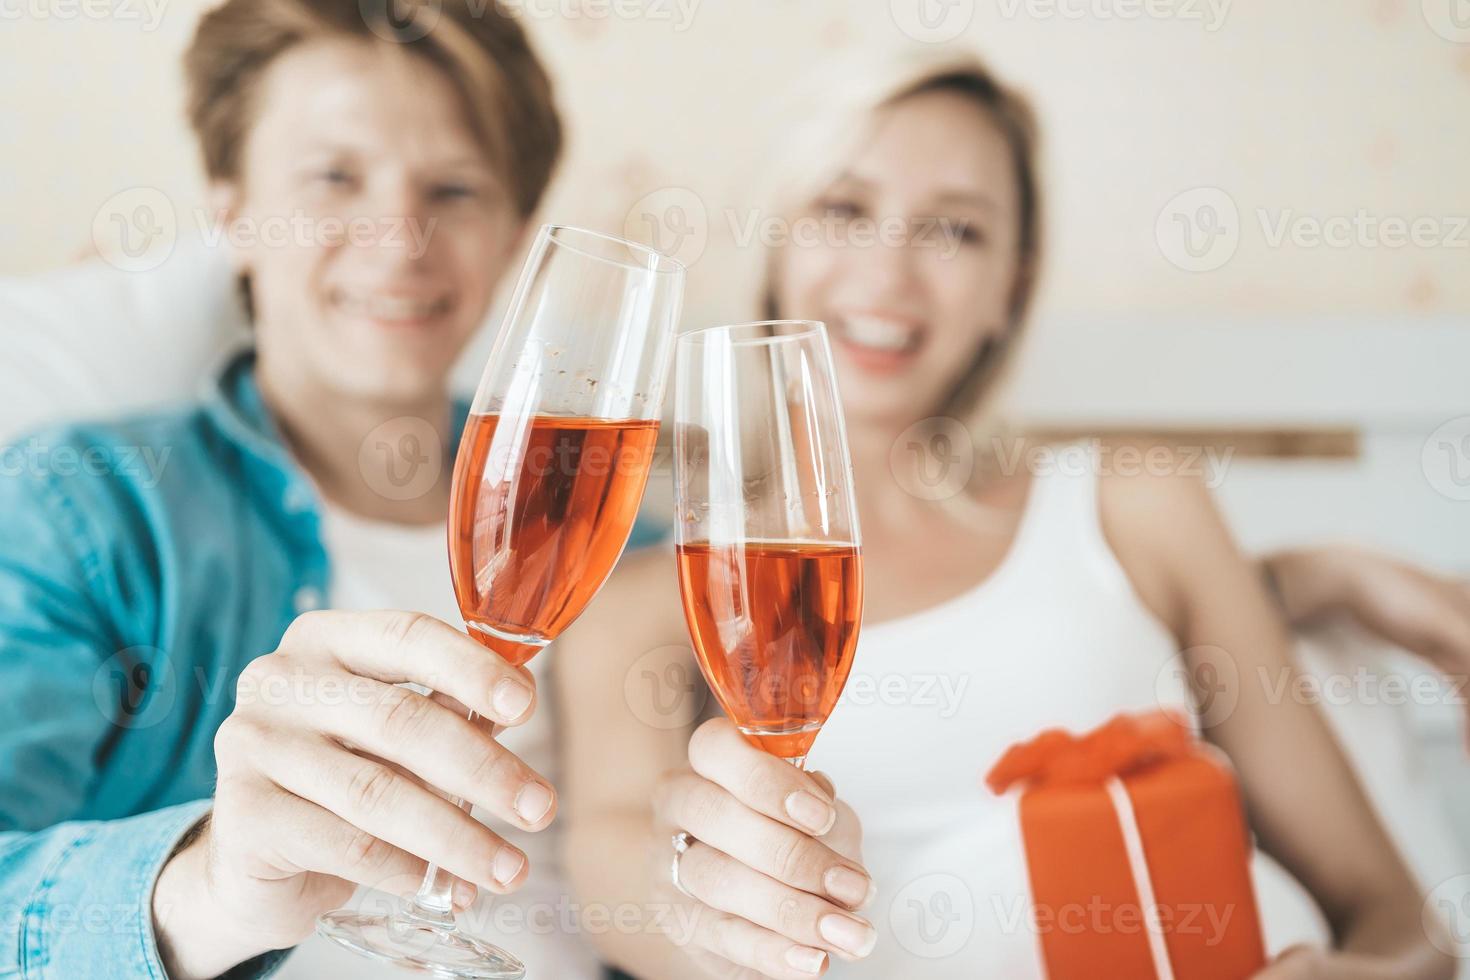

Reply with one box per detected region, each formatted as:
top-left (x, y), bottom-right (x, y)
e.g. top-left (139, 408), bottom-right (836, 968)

top-left (277, 504), bottom-right (603, 980)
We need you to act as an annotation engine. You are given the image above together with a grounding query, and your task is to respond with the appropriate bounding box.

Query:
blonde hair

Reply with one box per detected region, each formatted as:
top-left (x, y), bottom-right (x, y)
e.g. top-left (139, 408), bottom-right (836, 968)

top-left (759, 48), bottom-right (1043, 429)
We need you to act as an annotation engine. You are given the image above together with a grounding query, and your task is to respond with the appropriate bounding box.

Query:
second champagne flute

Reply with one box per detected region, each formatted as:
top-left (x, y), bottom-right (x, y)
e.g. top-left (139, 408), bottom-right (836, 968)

top-left (673, 320), bottom-right (863, 768)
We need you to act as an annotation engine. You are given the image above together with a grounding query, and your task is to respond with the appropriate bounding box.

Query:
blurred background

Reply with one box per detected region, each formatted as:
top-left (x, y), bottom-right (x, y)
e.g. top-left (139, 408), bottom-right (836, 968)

top-left (2, 0), bottom-right (1468, 941)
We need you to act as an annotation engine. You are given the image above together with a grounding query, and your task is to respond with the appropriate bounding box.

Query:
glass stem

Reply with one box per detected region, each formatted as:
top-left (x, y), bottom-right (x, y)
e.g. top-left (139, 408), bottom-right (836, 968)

top-left (783, 755), bottom-right (808, 770)
top-left (405, 708), bottom-right (482, 925)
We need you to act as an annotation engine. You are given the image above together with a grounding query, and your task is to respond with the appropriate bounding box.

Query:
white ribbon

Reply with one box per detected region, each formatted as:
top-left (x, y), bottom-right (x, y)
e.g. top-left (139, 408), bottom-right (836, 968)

top-left (1103, 777), bottom-right (1176, 980)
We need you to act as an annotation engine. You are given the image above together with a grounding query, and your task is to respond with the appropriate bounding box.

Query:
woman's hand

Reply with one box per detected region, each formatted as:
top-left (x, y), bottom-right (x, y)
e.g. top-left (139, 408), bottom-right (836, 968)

top-left (1251, 943), bottom-right (1456, 980)
top-left (152, 610), bottom-right (557, 980)
top-left (652, 717), bottom-right (877, 980)
top-left (1265, 545), bottom-right (1470, 743)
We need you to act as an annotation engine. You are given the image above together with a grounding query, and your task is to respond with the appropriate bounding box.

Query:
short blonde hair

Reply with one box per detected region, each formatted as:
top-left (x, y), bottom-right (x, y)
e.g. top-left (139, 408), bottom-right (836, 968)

top-left (760, 48), bottom-right (1043, 425)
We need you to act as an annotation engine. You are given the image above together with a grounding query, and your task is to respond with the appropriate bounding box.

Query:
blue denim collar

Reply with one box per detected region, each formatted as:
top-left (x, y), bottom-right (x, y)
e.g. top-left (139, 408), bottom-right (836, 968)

top-left (199, 346), bottom-right (471, 546)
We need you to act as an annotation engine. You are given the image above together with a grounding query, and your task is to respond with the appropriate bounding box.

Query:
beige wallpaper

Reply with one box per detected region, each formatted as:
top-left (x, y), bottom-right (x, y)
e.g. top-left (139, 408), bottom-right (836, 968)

top-left (3, 0), bottom-right (1469, 327)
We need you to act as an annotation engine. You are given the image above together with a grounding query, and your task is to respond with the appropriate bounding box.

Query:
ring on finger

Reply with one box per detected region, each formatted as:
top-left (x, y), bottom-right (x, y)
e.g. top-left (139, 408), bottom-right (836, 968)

top-left (671, 831), bottom-right (696, 899)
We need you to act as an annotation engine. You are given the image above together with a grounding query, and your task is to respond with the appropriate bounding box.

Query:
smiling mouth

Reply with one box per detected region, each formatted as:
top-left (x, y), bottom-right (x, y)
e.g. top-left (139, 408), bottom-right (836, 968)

top-left (331, 288), bottom-right (451, 325)
top-left (832, 313), bottom-right (925, 359)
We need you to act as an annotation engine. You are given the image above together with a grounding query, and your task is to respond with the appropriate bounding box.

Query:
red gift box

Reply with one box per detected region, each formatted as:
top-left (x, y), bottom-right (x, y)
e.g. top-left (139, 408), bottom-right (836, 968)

top-left (986, 711), bottom-right (1268, 980)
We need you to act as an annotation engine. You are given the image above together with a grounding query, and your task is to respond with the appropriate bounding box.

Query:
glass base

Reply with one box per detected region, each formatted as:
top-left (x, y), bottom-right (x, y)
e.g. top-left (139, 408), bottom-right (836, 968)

top-left (317, 907), bottom-right (525, 979)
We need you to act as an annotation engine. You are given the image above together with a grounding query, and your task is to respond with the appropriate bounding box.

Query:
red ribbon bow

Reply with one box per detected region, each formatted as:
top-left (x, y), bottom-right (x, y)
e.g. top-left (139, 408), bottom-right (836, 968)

top-left (985, 710), bottom-right (1195, 795)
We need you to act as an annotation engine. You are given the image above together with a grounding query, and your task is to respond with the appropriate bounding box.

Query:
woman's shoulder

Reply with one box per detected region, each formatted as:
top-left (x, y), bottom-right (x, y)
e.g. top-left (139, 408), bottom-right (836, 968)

top-left (1095, 442), bottom-right (1230, 637)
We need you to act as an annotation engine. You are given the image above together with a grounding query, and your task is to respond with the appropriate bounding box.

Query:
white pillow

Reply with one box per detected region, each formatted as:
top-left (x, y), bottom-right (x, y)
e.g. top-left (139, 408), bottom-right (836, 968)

top-left (0, 242), bottom-right (246, 440)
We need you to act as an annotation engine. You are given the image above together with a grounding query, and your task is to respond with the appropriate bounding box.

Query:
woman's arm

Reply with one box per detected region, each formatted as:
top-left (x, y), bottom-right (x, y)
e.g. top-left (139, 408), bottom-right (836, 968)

top-left (556, 548), bottom-right (877, 980)
top-left (1263, 545), bottom-right (1470, 687)
top-left (555, 548), bottom-right (700, 978)
top-left (1102, 461), bottom-right (1454, 980)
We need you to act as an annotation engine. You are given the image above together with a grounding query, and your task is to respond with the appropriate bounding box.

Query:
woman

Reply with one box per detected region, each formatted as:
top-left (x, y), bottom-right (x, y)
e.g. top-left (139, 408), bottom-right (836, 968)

top-left (0, 2), bottom-right (626, 977)
top-left (555, 50), bottom-right (1459, 979)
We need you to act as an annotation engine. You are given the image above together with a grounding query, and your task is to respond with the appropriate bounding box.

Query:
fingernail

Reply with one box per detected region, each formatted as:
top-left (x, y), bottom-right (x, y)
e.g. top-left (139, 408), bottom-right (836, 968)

top-left (785, 791), bottom-right (836, 835)
top-left (514, 782), bottom-right (554, 824)
top-left (824, 865), bottom-right (872, 908)
top-left (819, 913), bottom-right (876, 957)
top-left (493, 846), bottom-right (525, 885)
top-left (452, 879), bottom-right (477, 909)
top-left (784, 945), bottom-right (827, 975)
top-left (492, 678), bottom-right (533, 721)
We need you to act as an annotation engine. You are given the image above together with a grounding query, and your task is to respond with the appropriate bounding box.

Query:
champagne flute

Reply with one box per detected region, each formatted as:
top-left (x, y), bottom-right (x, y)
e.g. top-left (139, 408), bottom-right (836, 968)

top-left (672, 320), bottom-right (863, 769)
top-left (317, 224), bottom-right (684, 978)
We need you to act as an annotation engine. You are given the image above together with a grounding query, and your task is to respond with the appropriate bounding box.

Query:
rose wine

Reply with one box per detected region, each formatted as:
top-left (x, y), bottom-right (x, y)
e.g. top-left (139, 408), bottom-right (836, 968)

top-left (675, 540), bottom-right (862, 759)
top-left (450, 413), bottom-right (659, 666)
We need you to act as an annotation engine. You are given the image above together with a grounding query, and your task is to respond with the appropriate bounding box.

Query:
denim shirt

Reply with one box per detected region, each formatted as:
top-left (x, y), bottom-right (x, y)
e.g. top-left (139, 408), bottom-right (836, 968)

top-left (0, 349), bottom-right (664, 978)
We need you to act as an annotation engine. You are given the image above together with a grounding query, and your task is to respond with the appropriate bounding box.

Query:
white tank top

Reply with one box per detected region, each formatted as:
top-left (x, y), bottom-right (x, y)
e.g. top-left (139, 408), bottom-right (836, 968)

top-left (812, 445), bottom-right (1329, 977)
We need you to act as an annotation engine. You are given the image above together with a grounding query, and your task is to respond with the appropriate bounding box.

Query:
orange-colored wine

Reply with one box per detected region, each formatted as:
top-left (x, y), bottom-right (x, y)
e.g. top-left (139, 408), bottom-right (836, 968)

top-left (450, 413), bottom-right (658, 666)
top-left (675, 540), bottom-right (862, 759)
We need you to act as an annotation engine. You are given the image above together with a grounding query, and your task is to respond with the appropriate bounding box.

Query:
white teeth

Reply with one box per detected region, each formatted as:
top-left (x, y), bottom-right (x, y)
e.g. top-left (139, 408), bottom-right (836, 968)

top-left (839, 315), bottom-right (918, 352)
top-left (335, 290), bottom-right (448, 321)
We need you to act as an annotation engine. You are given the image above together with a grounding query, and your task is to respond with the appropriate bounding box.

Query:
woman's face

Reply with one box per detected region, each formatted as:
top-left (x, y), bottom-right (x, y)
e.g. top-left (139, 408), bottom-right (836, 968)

top-left (220, 39), bottom-right (522, 406)
top-left (774, 89), bottom-right (1024, 430)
